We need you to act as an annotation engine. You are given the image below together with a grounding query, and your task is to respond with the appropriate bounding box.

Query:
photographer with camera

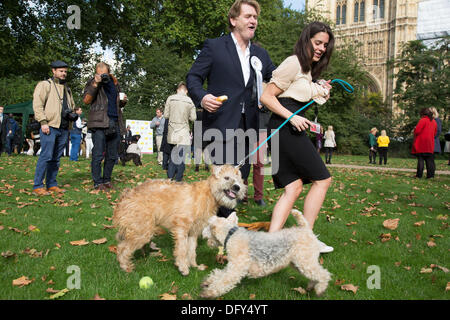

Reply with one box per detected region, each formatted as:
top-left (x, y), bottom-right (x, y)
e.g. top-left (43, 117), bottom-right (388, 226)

top-left (83, 62), bottom-right (127, 191)
top-left (32, 60), bottom-right (78, 195)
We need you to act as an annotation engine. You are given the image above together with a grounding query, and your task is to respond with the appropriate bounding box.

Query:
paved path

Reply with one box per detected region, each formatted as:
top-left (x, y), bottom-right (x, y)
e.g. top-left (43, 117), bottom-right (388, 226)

top-left (327, 163), bottom-right (450, 175)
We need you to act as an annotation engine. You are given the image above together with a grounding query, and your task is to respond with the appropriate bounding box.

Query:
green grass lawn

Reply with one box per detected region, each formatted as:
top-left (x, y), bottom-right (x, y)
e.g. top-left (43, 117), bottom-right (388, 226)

top-left (0, 153), bottom-right (448, 300)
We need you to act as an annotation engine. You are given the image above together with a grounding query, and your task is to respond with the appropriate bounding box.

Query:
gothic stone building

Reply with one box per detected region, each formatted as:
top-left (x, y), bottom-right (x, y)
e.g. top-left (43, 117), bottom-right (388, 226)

top-left (306, 0), bottom-right (421, 110)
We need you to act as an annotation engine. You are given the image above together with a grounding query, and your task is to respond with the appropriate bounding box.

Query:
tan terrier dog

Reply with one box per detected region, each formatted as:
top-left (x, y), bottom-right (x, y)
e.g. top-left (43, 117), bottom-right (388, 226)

top-left (113, 165), bottom-right (246, 275)
top-left (201, 210), bottom-right (332, 298)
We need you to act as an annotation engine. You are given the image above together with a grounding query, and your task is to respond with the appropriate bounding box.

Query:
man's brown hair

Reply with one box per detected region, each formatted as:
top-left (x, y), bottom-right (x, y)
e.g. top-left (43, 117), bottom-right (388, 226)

top-left (227, 0), bottom-right (260, 31)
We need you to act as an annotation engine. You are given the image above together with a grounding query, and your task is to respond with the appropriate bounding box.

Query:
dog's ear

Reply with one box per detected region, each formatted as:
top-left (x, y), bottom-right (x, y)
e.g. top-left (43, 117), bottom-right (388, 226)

top-left (211, 165), bottom-right (222, 178)
top-left (227, 211), bottom-right (239, 225)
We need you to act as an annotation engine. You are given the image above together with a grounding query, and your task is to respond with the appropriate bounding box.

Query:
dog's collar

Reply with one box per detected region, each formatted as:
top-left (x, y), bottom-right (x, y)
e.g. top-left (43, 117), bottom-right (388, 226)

top-left (224, 226), bottom-right (239, 252)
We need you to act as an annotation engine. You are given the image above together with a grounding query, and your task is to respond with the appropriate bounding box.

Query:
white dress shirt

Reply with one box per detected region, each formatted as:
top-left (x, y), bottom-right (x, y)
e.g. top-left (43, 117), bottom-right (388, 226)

top-left (231, 32), bottom-right (251, 113)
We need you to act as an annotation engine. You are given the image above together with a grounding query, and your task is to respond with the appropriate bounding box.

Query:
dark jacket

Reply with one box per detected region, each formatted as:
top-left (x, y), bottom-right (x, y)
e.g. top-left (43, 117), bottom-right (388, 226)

top-left (83, 74), bottom-right (126, 134)
top-left (186, 33), bottom-right (275, 138)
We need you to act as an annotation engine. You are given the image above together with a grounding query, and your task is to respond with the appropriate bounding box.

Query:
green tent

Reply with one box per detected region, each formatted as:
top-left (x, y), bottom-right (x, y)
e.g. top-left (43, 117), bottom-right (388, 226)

top-left (4, 100), bottom-right (33, 151)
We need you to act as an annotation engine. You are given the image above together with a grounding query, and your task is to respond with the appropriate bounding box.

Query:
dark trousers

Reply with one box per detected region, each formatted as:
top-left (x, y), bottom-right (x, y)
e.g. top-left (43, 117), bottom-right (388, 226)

top-left (369, 148), bottom-right (377, 163)
top-left (91, 122), bottom-right (120, 187)
top-left (415, 153), bottom-right (435, 178)
top-left (324, 147), bottom-right (333, 163)
top-left (120, 153), bottom-right (142, 166)
top-left (378, 147), bottom-right (388, 164)
top-left (168, 144), bottom-right (189, 182)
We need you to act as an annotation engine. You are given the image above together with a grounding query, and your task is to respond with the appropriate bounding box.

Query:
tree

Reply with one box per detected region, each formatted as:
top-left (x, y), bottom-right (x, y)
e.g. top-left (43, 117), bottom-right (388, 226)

top-left (391, 38), bottom-right (450, 137)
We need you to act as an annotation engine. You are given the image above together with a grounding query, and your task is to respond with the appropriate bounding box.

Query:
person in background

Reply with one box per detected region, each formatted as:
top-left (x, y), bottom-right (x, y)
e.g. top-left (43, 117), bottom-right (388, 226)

top-left (444, 129), bottom-right (450, 166)
top-left (164, 82), bottom-right (196, 182)
top-left (323, 125), bottom-right (336, 164)
top-left (120, 134), bottom-right (142, 166)
top-left (430, 107), bottom-right (442, 155)
top-left (150, 108), bottom-right (165, 166)
top-left (83, 61), bottom-right (128, 191)
top-left (368, 127), bottom-right (378, 164)
top-left (69, 107), bottom-right (83, 161)
top-left (377, 129), bottom-right (390, 165)
top-left (32, 60), bottom-right (76, 195)
top-left (0, 106), bottom-right (7, 156)
top-left (412, 108), bottom-right (437, 179)
top-left (5, 113), bottom-right (18, 156)
top-left (316, 125), bottom-right (324, 153)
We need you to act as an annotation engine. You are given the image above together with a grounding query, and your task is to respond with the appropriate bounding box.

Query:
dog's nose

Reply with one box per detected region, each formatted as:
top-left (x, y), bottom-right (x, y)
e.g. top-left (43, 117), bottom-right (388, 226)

top-left (231, 184), bottom-right (240, 192)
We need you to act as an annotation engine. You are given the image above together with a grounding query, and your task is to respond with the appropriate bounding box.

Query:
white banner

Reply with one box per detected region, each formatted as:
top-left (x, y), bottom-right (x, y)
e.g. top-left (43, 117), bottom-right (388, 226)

top-left (126, 119), bottom-right (153, 154)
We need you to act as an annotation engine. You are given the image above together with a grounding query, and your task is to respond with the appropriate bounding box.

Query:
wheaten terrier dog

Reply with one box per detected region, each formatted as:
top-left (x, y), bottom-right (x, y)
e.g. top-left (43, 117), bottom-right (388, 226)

top-left (201, 210), bottom-right (331, 298)
top-left (113, 165), bottom-right (246, 275)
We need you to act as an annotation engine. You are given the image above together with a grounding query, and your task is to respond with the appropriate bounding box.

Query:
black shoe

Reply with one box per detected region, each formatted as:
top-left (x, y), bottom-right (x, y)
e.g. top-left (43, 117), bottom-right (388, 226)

top-left (255, 199), bottom-right (266, 207)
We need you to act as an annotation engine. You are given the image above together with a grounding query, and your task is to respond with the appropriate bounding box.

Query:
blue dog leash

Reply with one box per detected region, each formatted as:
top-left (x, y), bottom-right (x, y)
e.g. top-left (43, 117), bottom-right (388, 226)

top-left (236, 79), bottom-right (354, 169)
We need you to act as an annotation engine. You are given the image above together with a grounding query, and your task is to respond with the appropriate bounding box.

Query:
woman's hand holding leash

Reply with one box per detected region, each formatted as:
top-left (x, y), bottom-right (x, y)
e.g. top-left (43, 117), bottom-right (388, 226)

top-left (289, 114), bottom-right (312, 132)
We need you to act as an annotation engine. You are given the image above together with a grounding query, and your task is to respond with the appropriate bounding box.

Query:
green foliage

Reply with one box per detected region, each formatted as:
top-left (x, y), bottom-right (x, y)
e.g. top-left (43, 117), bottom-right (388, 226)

top-left (0, 1), bottom-right (391, 155)
top-left (391, 38), bottom-right (450, 137)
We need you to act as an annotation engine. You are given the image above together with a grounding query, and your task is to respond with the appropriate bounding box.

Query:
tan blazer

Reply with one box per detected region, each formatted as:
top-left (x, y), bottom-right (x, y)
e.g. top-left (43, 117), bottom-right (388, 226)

top-left (33, 78), bottom-right (75, 128)
top-left (164, 93), bottom-right (196, 146)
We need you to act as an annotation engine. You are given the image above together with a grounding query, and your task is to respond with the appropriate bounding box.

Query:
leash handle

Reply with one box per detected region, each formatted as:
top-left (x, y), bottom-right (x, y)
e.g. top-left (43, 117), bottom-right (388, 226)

top-left (236, 79), bottom-right (354, 169)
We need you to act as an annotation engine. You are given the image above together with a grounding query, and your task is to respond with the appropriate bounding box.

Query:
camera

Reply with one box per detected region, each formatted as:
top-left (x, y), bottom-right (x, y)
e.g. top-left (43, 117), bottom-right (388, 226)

top-left (62, 109), bottom-right (79, 122)
top-left (101, 73), bottom-right (110, 84)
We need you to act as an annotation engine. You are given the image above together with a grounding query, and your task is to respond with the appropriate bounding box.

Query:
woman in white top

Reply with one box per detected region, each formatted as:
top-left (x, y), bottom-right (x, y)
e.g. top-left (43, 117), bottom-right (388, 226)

top-left (323, 125), bottom-right (336, 164)
top-left (261, 22), bottom-right (335, 253)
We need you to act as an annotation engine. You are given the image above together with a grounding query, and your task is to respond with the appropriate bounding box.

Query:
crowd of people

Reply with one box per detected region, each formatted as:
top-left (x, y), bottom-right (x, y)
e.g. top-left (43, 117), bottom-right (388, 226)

top-left (0, 0), bottom-right (448, 256)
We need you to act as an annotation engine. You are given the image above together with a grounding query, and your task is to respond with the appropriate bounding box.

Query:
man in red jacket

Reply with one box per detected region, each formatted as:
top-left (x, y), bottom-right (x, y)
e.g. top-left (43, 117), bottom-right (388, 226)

top-left (412, 108), bottom-right (437, 179)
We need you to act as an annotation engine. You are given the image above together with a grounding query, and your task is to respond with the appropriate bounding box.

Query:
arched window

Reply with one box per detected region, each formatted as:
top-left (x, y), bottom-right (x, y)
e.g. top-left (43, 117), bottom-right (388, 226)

top-left (336, 1), bottom-right (347, 25)
top-left (354, 1), bottom-right (365, 23)
top-left (360, 1), bottom-right (365, 22)
top-left (336, 5), bottom-right (341, 25)
top-left (373, 0), bottom-right (385, 19)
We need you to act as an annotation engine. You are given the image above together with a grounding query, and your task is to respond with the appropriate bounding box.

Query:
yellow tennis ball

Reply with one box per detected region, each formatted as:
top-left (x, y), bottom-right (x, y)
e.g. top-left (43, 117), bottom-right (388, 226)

top-left (139, 276), bottom-right (154, 289)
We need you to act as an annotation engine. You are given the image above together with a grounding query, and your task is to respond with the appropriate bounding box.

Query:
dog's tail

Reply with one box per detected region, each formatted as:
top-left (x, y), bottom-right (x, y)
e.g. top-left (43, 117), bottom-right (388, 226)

top-left (291, 209), bottom-right (309, 228)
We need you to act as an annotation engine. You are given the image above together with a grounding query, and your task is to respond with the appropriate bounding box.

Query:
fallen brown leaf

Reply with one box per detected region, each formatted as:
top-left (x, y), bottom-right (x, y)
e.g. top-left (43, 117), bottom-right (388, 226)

top-left (383, 218), bottom-right (399, 230)
top-left (160, 293), bottom-right (177, 300)
top-left (92, 293), bottom-right (106, 300)
top-left (420, 267), bottom-right (433, 274)
top-left (70, 239), bottom-right (89, 246)
top-left (341, 284), bottom-right (358, 294)
top-left (108, 245), bottom-right (117, 254)
top-left (414, 221), bottom-right (425, 227)
top-left (12, 276), bottom-right (34, 287)
top-left (92, 238), bottom-right (107, 245)
top-left (380, 233), bottom-right (392, 242)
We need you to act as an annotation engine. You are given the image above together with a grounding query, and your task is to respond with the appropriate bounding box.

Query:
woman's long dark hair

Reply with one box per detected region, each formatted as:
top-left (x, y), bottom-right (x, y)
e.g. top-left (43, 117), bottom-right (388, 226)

top-left (294, 22), bottom-right (335, 80)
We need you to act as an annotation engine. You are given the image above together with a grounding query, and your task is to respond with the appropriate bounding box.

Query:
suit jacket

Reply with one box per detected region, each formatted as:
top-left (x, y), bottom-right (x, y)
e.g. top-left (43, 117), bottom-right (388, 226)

top-left (187, 33), bottom-right (275, 139)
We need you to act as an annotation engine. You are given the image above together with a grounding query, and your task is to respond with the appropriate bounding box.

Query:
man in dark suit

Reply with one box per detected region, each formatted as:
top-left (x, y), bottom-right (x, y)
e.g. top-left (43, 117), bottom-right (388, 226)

top-left (187, 0), bottom-right (275, 216)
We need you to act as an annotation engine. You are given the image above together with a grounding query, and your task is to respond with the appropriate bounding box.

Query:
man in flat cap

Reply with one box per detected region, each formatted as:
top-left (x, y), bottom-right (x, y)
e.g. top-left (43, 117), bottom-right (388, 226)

top-left (32, 60), bottom-right (77, 195)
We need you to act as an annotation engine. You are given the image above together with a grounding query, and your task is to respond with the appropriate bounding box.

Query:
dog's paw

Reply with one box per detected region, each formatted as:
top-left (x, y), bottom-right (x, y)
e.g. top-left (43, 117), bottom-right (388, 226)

top-left (197, 264), bottom-right (208, 271)
top-left (178, 267), bottom-right (190, 276)
top-left (199, 289), bottom-right (216, 299)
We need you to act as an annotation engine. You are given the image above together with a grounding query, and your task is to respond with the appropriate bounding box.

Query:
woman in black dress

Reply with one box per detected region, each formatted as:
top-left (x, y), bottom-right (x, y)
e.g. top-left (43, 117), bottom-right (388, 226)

top-left (261, 22), bottom-right (335, 253)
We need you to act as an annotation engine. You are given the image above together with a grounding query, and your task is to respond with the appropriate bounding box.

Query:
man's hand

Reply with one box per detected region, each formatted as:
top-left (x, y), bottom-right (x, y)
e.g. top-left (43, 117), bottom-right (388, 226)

top-left (41, 124), bottom-right (50, 135)
top-left (94, 73), bottom-right (102, 84)
top-left (201, 94), bottom-right (222, 113)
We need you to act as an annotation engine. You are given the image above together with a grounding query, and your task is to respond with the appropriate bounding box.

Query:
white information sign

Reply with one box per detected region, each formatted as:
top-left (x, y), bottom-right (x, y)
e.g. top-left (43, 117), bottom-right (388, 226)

top-left (126, 119), bottom-right (153, 154)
